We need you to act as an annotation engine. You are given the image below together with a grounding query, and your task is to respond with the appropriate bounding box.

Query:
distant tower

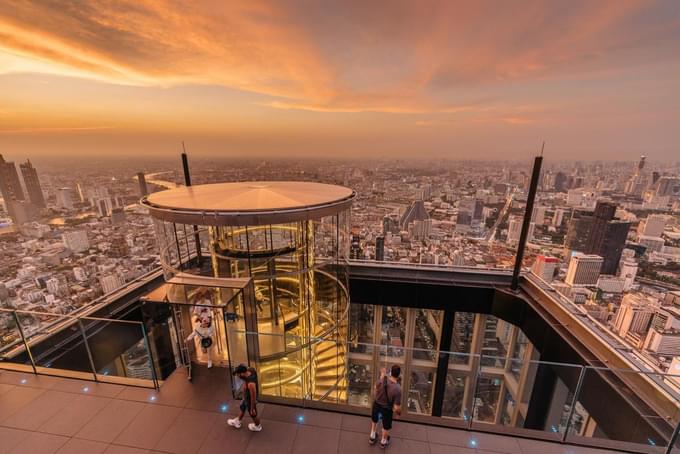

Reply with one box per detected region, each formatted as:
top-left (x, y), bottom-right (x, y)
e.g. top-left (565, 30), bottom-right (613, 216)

top-left (637, 155), bottom-right (646, 174)
top-left (19, 159), bottom-right (46, 208)
top-left (56, 187), bottom-right (75, 210)
top-left (375, 235), bottom-right (385, 261)
top-left (0, 154), bottom-right (25, 218)
top-left (137, 172), bottom-right (149, 197)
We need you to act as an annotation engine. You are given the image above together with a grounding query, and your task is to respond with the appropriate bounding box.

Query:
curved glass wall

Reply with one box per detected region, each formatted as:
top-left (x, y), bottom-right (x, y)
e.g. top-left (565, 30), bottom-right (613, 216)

top-left (150, 211), bottom-right (350, 401)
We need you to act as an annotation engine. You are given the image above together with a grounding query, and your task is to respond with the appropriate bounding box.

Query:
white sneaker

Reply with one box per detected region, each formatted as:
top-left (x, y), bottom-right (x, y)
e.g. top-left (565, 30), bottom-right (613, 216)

top-left (248, 423), bottom-right (262, 432)
top-left (227, 418), bottom-right (242, 429)
top-left (207, 360), bottom-right (213, 369)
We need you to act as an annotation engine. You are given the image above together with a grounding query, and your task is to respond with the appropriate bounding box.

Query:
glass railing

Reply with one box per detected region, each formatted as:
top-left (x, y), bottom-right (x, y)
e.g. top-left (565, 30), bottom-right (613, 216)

top-left (230, 329), bottom-right (680, 453)
top-left (0, 308), bottom-right (159, 389)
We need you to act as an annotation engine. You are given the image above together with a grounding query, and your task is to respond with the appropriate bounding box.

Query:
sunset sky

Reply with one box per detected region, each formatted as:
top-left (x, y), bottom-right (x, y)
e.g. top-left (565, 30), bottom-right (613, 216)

top-left (0, 0), bottom-right (679, 160)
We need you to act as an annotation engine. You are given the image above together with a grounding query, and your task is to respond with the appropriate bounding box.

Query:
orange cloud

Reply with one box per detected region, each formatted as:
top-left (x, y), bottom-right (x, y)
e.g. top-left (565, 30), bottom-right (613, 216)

top-left (0, 0), bottom-right (672, 117)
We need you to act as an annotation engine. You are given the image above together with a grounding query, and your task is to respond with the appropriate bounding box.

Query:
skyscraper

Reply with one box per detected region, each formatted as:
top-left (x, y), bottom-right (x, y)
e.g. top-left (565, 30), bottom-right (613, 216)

top-left (400, 199), bottom-right (429, 229)
top-left (531, 255), bottom-right (559, 283)
top-left (0, 154), bottom-right (25, 218)
top-left (19, 159), bottom-right (45, 208)
top-left (565, 254), bottom-right (603, 286)
top-left (56, 187), bottom-right (75, 210)
top-left (137, 172), bottom-right (149, 197)
top-left (565, 202), bottom-right (631, 275)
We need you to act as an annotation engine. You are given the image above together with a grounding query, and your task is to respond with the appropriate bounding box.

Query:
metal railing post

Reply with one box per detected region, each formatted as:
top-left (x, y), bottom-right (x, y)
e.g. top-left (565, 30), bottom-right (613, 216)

top-left (561, 365), bottom-right (587, 442)
top-left (13, 311), bottom-right (37, 374)
top-left (77, 319), bottom-right (99, 382)
top-left (140, 321), bottom-right (160, 390)
top-left (665, 420), bottom-right (680, 454)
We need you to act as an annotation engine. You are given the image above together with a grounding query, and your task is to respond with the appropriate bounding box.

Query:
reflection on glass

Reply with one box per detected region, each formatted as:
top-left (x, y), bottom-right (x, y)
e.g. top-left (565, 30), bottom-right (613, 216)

top-left (408, 367), bottom-right (435, 415)
top-left (501, 389), bottom-right (514, 426)
top-left (380, 306), bottom-right (407, 358)
top-left (349, 304), bottom-right (374, 354)
top-left (450, 312), bottom-right (475, 364)
top-left (481, 316), bottom-right (511, 368)
top-left (442, 370), bottom-right (467, 418)
top-left (475, 375), bottom-right (502, 423)
top-left (348, 361), bottom-right (372, 407)
top-left (413, 309), bottom-right (442, 362)
top-left (509, 331), bottom-right (528, 381)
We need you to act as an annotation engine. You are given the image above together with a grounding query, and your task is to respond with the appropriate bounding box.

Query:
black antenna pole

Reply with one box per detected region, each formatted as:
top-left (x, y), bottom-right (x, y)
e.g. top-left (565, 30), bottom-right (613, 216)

top-left (181, 141), bottom-right (191, 187)
top-left (180, 143), bottom-right (202, 263)
top-left (511, 142), bottom-right (544, 291)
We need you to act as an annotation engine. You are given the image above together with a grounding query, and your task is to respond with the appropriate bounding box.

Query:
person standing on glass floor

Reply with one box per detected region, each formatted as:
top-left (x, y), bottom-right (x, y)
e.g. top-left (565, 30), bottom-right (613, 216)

top-left (227, 364), bottom-right (262, 432)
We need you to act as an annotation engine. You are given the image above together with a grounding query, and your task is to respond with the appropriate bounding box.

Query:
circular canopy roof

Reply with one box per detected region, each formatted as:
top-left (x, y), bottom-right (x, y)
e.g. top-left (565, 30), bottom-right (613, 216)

top-left (142, 181), bottom-right (355, 226)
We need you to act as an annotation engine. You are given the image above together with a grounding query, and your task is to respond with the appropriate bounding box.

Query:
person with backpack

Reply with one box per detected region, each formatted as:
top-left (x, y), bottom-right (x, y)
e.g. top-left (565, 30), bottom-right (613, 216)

top-left (370, 365), bottom-right (402, 448)
top-left (185, 316), bottom-right (215, 368)
top-left (227, 364), bottom-right (262, 432)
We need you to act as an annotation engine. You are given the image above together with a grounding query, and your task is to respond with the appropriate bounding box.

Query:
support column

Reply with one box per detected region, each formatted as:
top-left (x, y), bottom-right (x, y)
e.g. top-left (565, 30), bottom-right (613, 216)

top-left (431, 309), bottom-right (455, 416)
top-left (512, 147), bottom-right (544, 291)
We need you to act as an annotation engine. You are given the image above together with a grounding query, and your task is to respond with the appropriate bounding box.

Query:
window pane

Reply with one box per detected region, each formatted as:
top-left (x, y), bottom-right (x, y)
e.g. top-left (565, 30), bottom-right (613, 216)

top-left (481, 316), bottom-right (511, 368)
top-left (413, 309), bottom-right (442, 362)
top-left (474, 375), bottom-right (502, 423)
top-left (348, 361), bottom-right (372, 407)
top-left (408, 367), bottom-right (435, 415)
top-left (349, 304), bottom-right (374, 354)
top-left (450, 312), bottom-right (476, 364)
top-left (380, 306), bottom-right (407, 358)
top-left (441, 370), bottom-right (467, 419)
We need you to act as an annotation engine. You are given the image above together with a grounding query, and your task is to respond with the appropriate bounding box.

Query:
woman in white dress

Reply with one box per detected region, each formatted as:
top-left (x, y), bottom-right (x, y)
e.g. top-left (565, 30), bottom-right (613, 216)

top-left (186, 316), bottom-right (216, 368)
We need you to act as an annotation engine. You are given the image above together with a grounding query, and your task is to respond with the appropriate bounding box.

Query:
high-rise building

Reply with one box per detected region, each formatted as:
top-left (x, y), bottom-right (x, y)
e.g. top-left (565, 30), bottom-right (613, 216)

top-left (656, 176), bottom-right (680, 198)
top-left (400, 199), bottom-right (429, 229)
top-left (613, 293), bottom-right (658, 342)
top-left (564, 209), bottom-right (592, 253)
top-left (56, 187), bottom-right (75, 210)
top-left (552, 208), bottom-right (565, 228)
top-left (19, 159), bottom-right (45, 208)
top-left (531, 206), bottom-right (546, 225)
top-left (565, 202), bottom-right (631, 275)
top-left (565, 254), bottom-right (603, 287)
top-left (8, 200), bottom-right (40, 224)
top-left (638, 214), bottom-right (667, 238)
top-left (63, 230), bottom-right (90, 253)
top-left (375, 236), bottom-right (385, 261)
top-left (100, 273), bottom-right (125, 294)
top-left (137, 172), bottom-right (149, 197)
top-left (0, 154), bottom-right (25, 218)
top-left (350, 233), bottom-right (362, 260)
top-left (531, 255), bottom-right (559, 283)
top-left (619, 259), bottom-right (638, 291)
top-left (554, 171), bottom-right (567, 192)
top-left (507, 216), bottom-right (523, 245)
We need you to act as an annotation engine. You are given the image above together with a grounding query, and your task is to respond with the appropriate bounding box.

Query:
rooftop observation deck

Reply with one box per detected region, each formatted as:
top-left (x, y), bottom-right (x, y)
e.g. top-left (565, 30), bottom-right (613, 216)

top-left (0, 366), bottom-right (616, 454)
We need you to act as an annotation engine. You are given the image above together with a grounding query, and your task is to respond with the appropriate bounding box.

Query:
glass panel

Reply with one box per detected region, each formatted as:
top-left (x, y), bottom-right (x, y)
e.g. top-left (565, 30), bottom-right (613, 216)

top-left (442, 366), bottom-right (469, 419)
top-left (349, 303), bottom-right (374, 354)
top-left (480, 316), bottom-right (511, 369)
top-left (0, 310), bottom-right (34, 372)
top-left (566, 367), bottom-right (673, 453)
top-left (82, 317), bottom-right (155, 386)
top-left (408, 366), bottom-right (435, 415)
top-left (16, 311), bottom-right (94, 380)
top-left (450, 312), bottom-right (476, 365)
top-left (473, 374), bottom-right (503, 423)
top-left (379, 306), bottom-right (407, 359)
top-left (509, 331), bottom-right (529, 382)
top-left (348, 360), bottom-right (372, 407)
top-left (413, 309), bottom-right (442, 363)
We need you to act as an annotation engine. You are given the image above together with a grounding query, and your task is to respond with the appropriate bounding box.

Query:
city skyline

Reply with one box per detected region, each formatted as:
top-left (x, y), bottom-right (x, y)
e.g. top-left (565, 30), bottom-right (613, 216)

top-left (1, 1), bottom-right (679, 159)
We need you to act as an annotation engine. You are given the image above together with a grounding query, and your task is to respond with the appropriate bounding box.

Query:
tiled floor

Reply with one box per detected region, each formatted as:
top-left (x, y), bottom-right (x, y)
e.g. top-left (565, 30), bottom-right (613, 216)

top-left (0, 368), bottom-right (622, 454)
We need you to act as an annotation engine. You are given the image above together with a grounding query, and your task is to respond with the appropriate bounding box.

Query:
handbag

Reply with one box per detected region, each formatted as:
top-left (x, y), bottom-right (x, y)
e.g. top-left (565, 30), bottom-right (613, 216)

top-left (201, 336), bottom-right (213, 349)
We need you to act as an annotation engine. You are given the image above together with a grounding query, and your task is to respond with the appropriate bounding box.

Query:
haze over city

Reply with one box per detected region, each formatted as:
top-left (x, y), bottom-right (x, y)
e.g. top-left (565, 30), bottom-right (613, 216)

top-left (3, 3), bottom-right (680, 454)
top-left (1, 0), bottom-right (679, 159)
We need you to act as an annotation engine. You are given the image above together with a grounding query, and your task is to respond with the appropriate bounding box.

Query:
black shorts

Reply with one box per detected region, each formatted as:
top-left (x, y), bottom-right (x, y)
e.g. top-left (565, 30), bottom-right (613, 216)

top-left (240, 400), bottom-right (258, 416)
top-left (371, 403), bottom-right (394, 430)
